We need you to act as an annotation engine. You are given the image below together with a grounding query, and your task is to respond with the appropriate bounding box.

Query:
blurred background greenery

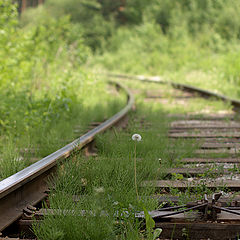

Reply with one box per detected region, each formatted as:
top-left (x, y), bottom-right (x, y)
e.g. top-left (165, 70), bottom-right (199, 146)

top-left (18, 0), bottom-right (240, 96)
top-left (1, 1), bottom-right (240, 238)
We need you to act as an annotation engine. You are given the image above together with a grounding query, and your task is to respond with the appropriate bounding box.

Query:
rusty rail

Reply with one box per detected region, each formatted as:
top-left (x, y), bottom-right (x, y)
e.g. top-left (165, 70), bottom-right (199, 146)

top-left (0, 81), bottom-right (134, 232)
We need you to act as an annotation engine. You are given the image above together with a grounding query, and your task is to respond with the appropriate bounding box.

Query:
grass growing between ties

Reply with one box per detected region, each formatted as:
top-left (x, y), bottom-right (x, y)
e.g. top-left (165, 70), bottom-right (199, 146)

top-left (33, 79), bottom-right (237, 239)
top-left (33, 81), bottom-right (202, 239)
top-left (114, 81), bottom-right (236, 203)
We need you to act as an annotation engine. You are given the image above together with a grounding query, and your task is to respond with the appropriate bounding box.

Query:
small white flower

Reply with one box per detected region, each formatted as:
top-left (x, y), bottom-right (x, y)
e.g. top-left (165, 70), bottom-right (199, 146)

top-left (132, 134), bottom-right (142, 142)
top-left (187, 177), bottom-right (193, 182)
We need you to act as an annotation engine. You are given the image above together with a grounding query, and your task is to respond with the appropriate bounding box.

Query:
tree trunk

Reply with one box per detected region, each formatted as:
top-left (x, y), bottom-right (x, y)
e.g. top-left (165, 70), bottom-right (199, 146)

top-left (21, 0), bottom-right (27, 12)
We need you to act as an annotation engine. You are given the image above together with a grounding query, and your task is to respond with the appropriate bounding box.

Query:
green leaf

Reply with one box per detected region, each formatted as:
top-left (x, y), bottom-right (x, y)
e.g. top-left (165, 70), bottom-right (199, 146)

top-left (153, 228), bottom-right (162, 240)
top-left (142, 206), bottom-right (155, 232)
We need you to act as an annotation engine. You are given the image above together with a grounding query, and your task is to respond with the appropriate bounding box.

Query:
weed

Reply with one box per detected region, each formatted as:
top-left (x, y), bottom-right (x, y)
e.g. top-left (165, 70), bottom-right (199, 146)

top-left (132, 133), bottom-right (142, 200)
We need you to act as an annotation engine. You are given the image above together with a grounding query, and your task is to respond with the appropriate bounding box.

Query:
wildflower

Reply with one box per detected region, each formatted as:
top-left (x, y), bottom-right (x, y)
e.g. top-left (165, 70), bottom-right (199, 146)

top-left (131, 134), bottom-right (142, 201)
top-left (132, 133), bottom-right (142, 142)
top-left (15, 156), bottom-right (24, 162)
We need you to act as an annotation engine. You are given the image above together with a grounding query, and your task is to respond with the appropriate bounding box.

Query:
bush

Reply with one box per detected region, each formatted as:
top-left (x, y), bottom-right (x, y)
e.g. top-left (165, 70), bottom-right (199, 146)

top-left (144, 0), bottom-right (240, 40)
top-left (1, 2), bottom-right (126, 181)
top-left (0, 0), bottom-right (18, 29)
top-left (39, 0), bottom-right (114, 50)
top-left (0, 1), bottom-right (90, 135)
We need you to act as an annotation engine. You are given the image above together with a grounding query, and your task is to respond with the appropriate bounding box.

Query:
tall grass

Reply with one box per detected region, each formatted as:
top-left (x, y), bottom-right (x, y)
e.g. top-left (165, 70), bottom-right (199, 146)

top-left (33, 105), bottom-right (166, 239)
top-left (33, 80), bottom-right (210, 239)
top-left (0, 1), bottom-right (125, 180)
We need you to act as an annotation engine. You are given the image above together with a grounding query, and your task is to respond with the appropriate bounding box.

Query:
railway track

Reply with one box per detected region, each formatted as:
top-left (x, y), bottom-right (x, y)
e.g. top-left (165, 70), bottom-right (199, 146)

top-left (1, 75), bottom-right (240, 239)
top-left (0, 81), bottom-right (134, 239)
top-left (109, 74), bottom-right (240, 240)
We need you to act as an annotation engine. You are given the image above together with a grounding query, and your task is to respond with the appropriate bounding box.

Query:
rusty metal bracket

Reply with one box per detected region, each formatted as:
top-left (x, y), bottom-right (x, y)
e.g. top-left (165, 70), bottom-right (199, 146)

top-left (152, 192), bottom-right (240, 222)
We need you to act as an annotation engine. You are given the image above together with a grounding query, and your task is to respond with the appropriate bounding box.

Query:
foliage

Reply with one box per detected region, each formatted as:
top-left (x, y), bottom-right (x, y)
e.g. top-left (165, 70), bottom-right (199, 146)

top-left (142, 205), bottom-right (155, 238)
top-left (20, 0), bottom-right (240, 53)
top-left (136, 0), bottom-right (240, 40)
top-left (0, 3), bottom-right (88, 134)
top-left (91, 4), bottom-right (240, 98)
top-left (26, 0), bottom-right (115, 51)
top-left (0, 0), bottom-right (18, 29)
top-left (0, 1), bottom-right (124, 180)
top-left (33, 79), bottom-right (210, 239)
top-left (33, 99), bottom-right (170, 239)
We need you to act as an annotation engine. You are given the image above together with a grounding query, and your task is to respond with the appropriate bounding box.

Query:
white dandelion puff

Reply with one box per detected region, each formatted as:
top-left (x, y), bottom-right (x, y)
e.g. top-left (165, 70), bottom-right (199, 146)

top-left (132, 134), bottom-right (142, 142)
top-left (132, 134), bottom-right (141, 200)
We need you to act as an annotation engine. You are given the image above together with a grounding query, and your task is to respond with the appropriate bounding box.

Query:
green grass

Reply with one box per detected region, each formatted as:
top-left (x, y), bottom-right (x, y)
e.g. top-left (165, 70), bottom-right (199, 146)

top-left (2, 1), bottom-right (240, 238)
top-left (0, 86), bottom-right (127, 180)
top-left (32, 79), bottom-right (239, 239)
top-left (33, 81), bottom-right (207, 239)
top-left (0, 2), bottom-right (126, 180)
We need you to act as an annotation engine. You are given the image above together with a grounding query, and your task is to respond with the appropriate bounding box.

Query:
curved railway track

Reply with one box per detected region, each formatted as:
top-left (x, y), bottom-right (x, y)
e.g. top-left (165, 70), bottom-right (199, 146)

top-left (2, 75), bottom-right (240, 239)
top-left (0, 81), bottom-right (134, 238)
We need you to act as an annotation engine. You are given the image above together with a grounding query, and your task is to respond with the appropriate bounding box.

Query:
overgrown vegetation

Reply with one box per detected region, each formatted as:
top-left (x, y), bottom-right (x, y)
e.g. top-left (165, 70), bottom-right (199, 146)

top-left (0, 0), bottom-right (125, 179)
top-left (2, 0), bottom-right (240, 238)
top-left (33, 87), bottom-right (168, 240)
top-left (90, 0), bottom-right (240, 98)
top-left (33, 79), bottom-right (234, 239)
top-left (19, 0), bottom-right (240, 98)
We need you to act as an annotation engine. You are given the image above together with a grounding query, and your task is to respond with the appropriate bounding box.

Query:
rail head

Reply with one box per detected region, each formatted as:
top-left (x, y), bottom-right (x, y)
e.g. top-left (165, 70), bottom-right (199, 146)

top-left (0, 81), bottom-right (134, 200)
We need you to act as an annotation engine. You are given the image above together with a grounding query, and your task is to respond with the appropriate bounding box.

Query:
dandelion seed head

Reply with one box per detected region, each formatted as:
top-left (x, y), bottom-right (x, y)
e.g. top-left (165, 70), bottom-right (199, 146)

top-left (132, 134), bottom-right (142, 142)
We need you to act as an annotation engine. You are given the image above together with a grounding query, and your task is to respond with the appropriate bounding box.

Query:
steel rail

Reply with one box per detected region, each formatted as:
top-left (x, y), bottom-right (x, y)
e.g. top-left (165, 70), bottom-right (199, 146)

top-left (0, 81), bottom-right (134, 232)
top-left (107, 73), bottom-right (240, 108)
top-left (213, 206), bottom-right (240, 216)
top-left (104, 73), bottom-right (240, 239)
top-left (157, 204), bottom-right (187, 211)
top-left (152, 203), bottom-right (207, 219)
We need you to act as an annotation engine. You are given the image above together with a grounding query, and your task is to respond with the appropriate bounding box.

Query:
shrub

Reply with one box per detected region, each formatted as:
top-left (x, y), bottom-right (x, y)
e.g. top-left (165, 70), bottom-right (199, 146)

top-left (144, 0), bottom-right (240, 40)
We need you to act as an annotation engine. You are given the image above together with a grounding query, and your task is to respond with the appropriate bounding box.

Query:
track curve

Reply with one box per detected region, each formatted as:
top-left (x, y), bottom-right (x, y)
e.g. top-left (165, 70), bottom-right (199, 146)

top-left (107, 72), bottom-right (240, 108)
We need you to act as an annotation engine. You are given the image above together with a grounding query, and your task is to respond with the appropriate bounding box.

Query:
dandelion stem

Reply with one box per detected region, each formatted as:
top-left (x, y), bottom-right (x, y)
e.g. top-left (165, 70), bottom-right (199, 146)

top-left (134, 142), bottom-right (139, 200)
